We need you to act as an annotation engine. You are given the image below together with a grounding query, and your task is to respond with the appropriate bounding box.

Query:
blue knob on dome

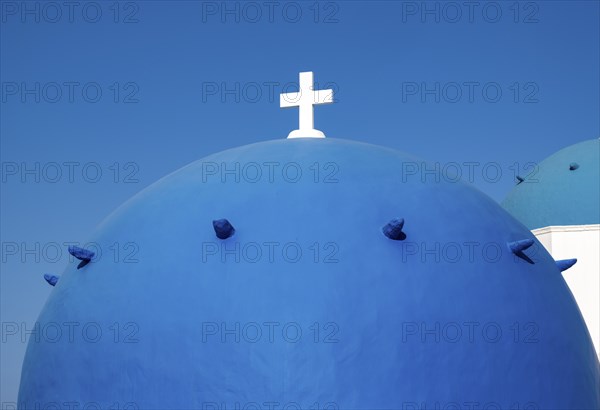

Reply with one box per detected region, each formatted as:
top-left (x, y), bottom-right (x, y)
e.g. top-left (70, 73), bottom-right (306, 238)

top-left (556, 258), bottom-right (577, 272)
top-left (507, 238), bottom-right (534, 254)
top-left (569, 162), bottom-right (579, 171)
top-left (382, 218), bottom-right (406, 241)
top-left (43, 273), bottom-right (60, 287)
top-left (68, 246), bottom-right (95, 269)
top-left (507, 238), bottom-right (536, 263)
top-left (213, 219), bottom-right (235, 239)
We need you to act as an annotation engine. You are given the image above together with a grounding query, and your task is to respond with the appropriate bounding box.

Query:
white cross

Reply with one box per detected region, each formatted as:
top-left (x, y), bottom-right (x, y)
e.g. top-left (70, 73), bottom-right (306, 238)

top-left (280, 71), bottom-right (334, 139)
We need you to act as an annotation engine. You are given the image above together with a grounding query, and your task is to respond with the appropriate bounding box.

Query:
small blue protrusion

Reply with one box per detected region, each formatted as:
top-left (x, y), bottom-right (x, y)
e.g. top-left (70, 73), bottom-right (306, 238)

top-left (507, 239), bottom-right (536, 264)
top-left (507, 239), bottom-right (534, 254)
top-left (68, 246), bottom-right (95, 269)
top-left (382, 218), bottom-right (406, 241)
top-left (569, 162), bottom-right (579, 171)
top-left (556, 258), bottom-right (577, 272)
top-left (213, 219), bottom-right (235, 239)
top-left (43, 273), bottom-right (60, 287)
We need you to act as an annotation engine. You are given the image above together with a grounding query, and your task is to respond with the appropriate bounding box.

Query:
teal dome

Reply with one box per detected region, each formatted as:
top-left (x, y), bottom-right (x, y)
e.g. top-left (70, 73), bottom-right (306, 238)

top-left (502, 139), bottom-right (600, 230)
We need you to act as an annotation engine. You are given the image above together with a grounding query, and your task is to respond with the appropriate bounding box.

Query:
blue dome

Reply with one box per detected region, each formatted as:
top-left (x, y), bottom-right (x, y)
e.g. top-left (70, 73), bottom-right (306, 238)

top-left (19, 138), bottom-right (599, 409)
top-left (502, 139), bottom-right (600, 230)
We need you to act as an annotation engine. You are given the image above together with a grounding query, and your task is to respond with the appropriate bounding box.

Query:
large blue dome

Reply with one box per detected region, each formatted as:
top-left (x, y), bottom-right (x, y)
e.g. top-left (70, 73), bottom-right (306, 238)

top-left (19, 138), bottom-right (599, 409)
top-left (502, 139), bottom-right (600, 230)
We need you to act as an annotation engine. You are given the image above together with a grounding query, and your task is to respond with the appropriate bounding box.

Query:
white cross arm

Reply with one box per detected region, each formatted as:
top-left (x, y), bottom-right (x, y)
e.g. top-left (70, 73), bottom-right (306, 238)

top-left (280, 90), bottom-right (334, 108)
top-left (280, 92), bottom-right (300, 108)
top-left (314, 89), bottom-right (334, 104)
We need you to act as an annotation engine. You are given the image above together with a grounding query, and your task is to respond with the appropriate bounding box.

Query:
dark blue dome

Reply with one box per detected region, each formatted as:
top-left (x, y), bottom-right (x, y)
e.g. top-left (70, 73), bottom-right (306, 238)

top-left (502, 139), bottom-right (600, 230)
top-left (19, 138), bottom-right (599, 409)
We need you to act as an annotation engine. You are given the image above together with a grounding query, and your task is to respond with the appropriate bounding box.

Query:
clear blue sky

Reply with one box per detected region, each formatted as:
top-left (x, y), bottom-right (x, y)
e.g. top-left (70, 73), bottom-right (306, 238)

top-left (1, 0), bottom-right (599, 404)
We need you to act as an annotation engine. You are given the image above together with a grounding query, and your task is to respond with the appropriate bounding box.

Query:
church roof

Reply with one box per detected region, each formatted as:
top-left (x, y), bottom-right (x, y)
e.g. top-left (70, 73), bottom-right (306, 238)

top-left (502, 139), bottom-right (600, 230)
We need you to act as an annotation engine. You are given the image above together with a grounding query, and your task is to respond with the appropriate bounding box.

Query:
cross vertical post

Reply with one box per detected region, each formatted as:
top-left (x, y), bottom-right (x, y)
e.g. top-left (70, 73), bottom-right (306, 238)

top-left (280, 71), bottom-right (334, 139)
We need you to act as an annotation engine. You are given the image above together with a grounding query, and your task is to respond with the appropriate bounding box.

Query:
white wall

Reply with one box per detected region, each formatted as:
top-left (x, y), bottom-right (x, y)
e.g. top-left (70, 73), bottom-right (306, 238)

top-left (533, 224), bottom-right (600, 356)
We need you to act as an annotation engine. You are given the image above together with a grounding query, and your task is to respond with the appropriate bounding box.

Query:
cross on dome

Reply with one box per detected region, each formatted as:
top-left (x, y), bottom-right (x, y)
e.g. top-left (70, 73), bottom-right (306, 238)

top-left (280, 72), bottom-right (334, 139)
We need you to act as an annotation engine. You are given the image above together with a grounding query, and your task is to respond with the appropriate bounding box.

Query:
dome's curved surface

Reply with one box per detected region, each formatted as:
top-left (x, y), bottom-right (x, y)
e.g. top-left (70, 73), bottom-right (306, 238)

top-left (19, 138), bottom-right (599, 409)
top-left (502, 139), bottom-right (600, 230)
